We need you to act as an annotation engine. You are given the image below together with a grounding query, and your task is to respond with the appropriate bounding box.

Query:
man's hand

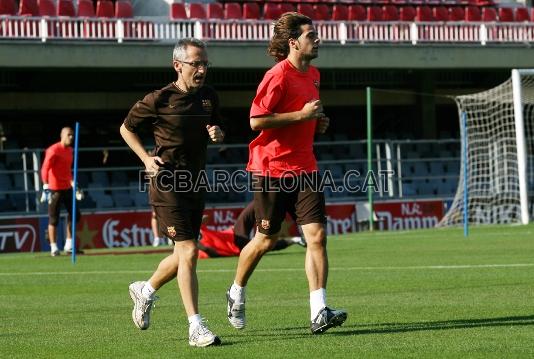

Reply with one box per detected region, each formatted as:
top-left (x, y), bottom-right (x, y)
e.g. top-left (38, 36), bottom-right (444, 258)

top-left (206, 125), bottom-right (224, 143)
top-left (316, 116), bottom-right (329, 134)
top-left (143, 156), bottom-right (164, 177)
top-left (300, 99), bottom-right (324, 121)
top-left (40, 184), bottom-right (51, 204)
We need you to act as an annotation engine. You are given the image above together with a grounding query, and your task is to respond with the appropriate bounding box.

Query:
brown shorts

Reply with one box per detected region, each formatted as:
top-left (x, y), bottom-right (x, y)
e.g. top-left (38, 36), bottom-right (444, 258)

top-left (252, 174), bottom-right (326, 235)
top-left (153, 205), bottom-right (204, 241)
top-left (48, 189), bottom-right (81, 226)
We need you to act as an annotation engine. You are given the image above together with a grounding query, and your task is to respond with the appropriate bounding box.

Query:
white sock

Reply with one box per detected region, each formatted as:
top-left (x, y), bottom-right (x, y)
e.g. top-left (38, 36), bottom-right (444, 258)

top-left (50, 242), bottom-right (58, 252)
top-left (310, 288), bottom-right (327, 321)
top-left (64, 238), bottom-right (72, 250)
top-left (141, 281), bottom-right (156, 299)
top-left (230, 281), bottom-right (246, 304)
top-left (188, 314), bottom-right (202, 335)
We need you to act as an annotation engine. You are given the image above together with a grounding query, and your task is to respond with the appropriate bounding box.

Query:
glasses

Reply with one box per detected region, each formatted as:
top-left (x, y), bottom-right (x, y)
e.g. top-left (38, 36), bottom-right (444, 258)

top-left (179, 60), bottom-right (211, 69)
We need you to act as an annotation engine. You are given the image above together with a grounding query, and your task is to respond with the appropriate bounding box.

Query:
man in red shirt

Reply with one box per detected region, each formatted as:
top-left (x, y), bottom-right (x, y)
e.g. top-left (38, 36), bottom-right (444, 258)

top-left (226, 12), bottom-right (347, 335)
top-left (40, 127), bottom-right (81, 257)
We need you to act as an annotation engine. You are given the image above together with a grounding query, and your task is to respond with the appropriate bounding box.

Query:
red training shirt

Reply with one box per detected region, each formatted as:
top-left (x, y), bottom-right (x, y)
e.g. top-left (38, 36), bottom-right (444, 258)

top-left (247, 59), bottom-right (320, 177)
top-left (41, 142), bottom-right (73, 191)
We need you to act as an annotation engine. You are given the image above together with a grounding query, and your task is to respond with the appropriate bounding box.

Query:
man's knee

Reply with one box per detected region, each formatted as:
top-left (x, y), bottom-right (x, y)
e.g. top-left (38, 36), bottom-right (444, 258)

top-left (304, 225), bottom-right (327, 247)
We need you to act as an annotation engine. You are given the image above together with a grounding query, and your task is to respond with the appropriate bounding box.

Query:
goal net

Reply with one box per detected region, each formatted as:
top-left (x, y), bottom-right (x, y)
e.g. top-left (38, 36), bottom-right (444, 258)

top-left (438, 70), bottom-right (534, 226)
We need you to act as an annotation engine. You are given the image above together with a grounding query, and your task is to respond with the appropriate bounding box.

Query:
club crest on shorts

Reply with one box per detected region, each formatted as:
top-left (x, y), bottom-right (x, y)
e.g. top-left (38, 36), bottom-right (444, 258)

top-left (167, 226), bottom-right (176, 238)
top-left (202, 99), bottom-right (213, 113)
top-left (314, 80), bottom-right (320, 89)
top-left (261, 219), bottom-right (270, 230)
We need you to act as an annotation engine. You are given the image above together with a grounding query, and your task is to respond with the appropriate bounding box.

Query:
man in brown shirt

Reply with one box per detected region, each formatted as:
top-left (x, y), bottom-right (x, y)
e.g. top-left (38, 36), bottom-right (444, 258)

top-left (120, 38), bottom-right (224, 348)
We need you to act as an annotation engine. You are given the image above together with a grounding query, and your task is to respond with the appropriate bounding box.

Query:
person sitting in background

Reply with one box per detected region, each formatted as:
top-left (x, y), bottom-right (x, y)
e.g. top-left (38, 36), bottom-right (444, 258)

top-left (198, 201), bottom-right (306, 258)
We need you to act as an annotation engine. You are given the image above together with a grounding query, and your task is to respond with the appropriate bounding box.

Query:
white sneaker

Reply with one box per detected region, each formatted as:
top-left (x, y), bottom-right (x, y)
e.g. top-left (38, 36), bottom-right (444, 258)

top-left (226, 288), bottom-right (246, 329)
top-left (128, 281), bottom-right (158, 330)
top-left (291, 236), bottom-right (307, 247)
top-left (189, 321), bottom-right (221, 347)
top-left (50, 249), bottom-right (60, 257)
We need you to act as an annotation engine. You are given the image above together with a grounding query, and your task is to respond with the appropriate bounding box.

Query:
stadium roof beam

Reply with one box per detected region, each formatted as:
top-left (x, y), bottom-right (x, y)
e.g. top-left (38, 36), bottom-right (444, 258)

top-left (1, 43), bottom-right (534, 70)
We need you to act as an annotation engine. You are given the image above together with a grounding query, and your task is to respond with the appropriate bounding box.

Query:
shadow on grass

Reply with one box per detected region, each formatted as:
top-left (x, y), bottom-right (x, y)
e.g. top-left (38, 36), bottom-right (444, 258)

top-left (330, 315), bottom-right (534, 336)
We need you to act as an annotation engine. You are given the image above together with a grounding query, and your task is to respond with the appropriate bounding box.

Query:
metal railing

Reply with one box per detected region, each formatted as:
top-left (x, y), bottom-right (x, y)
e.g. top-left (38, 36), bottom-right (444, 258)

top-left (1, 16), bottom-right (534, 45)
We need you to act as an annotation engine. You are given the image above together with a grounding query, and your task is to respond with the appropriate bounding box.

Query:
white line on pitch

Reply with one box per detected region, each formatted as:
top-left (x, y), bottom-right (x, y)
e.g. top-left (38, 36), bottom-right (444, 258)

top-left (1, 263), bottom-right (534, 276)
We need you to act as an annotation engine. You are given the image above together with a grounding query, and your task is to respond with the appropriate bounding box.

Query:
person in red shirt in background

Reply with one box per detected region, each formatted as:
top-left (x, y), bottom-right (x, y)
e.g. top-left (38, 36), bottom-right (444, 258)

top-left (197, 201), bottom-right (306, 258)
top-left (40, 127), bottom-right (81, 257)
top-left (226, 12), bottom-right (347, 335)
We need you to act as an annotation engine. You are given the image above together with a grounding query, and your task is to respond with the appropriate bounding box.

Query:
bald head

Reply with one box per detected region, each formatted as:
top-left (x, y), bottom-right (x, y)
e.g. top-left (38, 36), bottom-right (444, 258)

top-left (60, 127), bottom-right (74, 147)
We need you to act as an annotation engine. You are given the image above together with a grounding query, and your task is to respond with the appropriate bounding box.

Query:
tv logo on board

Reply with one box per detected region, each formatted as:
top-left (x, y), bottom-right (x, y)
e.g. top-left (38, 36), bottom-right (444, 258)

top-left (0, 225), bottom-right (37, 252)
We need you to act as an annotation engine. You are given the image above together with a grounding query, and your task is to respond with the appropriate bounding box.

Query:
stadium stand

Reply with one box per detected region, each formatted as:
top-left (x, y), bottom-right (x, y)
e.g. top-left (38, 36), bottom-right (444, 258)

top-left (207, 3), bottom-right (223, 20)
top-left (170, 2), bottom-right (186, 20)
top-left (77, 0), bottom-right (95, 17)
top-left (189, 3), bottom-right (206, 20)
top-left (18, 0), bottom-right (37, 16)
top-left (224, 2), bottom-right (241, 20)
top-left (96, 0), bottom-right (114, 18)
top-left (38, 0), bottom-right (55, 16)
top-left (57, 0), bottom-right (76, 17)
top-left (0, 0), bottom-right (17, 15)
top-left (242, 2), bottom-right (260, 20)
top-left (115, 0), bottom-right (133, 18)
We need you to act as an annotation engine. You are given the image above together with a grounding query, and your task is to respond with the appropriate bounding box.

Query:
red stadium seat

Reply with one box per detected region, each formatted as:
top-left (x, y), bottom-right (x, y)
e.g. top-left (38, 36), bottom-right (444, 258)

top-left (224, 3), bottom-right (242, 20)
top-left (38, 0), bottom-right (55, 16)
top-left (189, 4), bottom-right (206, 20)
top-left (481, 7), bottom-right (497, 22)
top-left (515, 7), bottom-right (529, 22)
top-left (465, 6), bottom-right (481, 21)
top-left (382, 5), bottom-right (399, 21)
top-left (243, 3), bottom-right (260, 20)
top-left (19, 0), bottom-right (39, 16)
top-left (449, 6), bottom-right (465, 21)
top-left (348, 5), bottom-right (366, 21)
top-left (279, 3), bottom-right (295, 14)
top-left (332, 4), bottom-right (349, 21)
top-left (57, 0), bottom-right (75, 17)
top-left (432, 6), bottom-right (449, 22)
top-left (96, 0), bottom-right (114, 18)
top-left (263, 3), bottom-right (282, 20)
top-left (170, 3), bottom-right (186, 20)
top-left (314, 5), bottom-right (330, 21)
top-left (115, 0), bottom-right (133, 18)
top-left (0, 0), bottom-right (17, 15)
top-left (498, 7), bottom-right (514, 22)
top-left (399, 6), bottom-right (416, 21)
top-left (207, 3), bottom-right (224, 19)
top-left (297, 4), bottom-right (314, 20)
top-left (77, 0), bottom-right (95, 17)
top-left (367, 6), bottom-right (383, 21)
top-left (415, 6), bottom-right (434, 21)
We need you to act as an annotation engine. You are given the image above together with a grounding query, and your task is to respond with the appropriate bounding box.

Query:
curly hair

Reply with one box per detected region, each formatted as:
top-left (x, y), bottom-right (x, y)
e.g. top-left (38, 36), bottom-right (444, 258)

top-left (268, 12), bottom-right (313, 62)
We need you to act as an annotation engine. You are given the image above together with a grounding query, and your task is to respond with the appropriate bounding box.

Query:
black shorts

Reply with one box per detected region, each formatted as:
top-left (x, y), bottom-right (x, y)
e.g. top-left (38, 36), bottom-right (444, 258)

top-left (252, 174), bottom-right (326, 235)
top-left (48, 189), bottom-right (81, 226)
top-left (153, 205), bottom-right (204, 241)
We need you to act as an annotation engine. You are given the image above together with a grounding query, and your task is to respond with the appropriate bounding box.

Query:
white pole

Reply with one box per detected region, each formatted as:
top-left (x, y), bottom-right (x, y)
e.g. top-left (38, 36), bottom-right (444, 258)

top-left (511, 69), bottom-right (529, 225)
top-left (385, 141), bottom-right (394, 197)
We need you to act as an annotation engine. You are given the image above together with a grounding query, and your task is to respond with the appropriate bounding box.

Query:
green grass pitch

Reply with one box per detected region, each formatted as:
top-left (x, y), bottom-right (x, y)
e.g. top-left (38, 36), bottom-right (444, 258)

top-left (2, 225), bottom-right (534, 358)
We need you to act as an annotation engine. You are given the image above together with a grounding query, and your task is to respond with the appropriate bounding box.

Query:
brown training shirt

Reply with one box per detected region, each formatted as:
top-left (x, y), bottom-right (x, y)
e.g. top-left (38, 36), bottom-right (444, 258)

top-left (124, 83), bottom-right (222, 207)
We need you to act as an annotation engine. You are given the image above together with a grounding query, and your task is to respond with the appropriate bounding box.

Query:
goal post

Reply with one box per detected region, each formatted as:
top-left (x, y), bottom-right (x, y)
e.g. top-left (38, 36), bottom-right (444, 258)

top-left (439, 69), bottom-right (534, 227)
